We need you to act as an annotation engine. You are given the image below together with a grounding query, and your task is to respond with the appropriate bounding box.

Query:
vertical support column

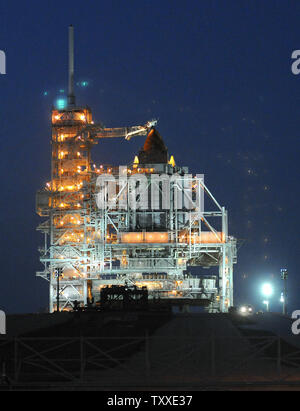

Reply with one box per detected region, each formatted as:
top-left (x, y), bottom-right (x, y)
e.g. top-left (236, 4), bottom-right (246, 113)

top-left (222, 206), bottom-right (228, 240)
top-left (49, 209), bottom-right (55, 313)
top-left (49, 276), bottom-right (54, 313)
top-left (219, 245), bottom-right (227, 312)
top-left (170, 179), bottom-right (174, 241)
top-left (83, 279), bottom-right (88, 306)
top-left (83, 209), bottom-right (88, 306)
top-left (219, 207), bottom-right (234, 312)
top-left (228, 243), bottom-right (234, 307)
top-left (56, 270), bottom-right (60, 312)
top-left (219, 244), bottom-right (233, 312)
top-left (189, 211), bottom-right (192, 259)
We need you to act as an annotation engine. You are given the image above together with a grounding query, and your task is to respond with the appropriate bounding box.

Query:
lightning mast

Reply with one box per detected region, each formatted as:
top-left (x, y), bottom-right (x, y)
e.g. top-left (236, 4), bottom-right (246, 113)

top-left (68, 25), bottom-right (76, 108)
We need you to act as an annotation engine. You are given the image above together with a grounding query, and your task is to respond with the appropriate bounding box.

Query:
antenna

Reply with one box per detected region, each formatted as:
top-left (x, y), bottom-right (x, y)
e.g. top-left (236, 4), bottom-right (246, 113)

top-left (68, 25), bottom-right (76, 107)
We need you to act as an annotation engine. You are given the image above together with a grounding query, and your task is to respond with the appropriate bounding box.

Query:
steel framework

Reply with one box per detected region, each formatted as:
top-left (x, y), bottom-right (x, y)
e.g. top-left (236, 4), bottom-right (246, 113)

top-left (36, 124), bottom-right (236, 312)
top-left (35, 25), bottom-right (236, 313)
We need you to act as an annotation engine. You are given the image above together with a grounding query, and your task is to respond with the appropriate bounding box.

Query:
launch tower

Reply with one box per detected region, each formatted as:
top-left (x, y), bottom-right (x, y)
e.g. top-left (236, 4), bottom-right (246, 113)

top-left (36, 26), bottom-right (237, 312)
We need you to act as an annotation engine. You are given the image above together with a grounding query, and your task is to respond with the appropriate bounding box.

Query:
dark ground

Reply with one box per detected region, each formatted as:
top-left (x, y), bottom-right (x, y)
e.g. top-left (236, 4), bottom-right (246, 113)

top-left (1, 311), bottom-right (300, 390)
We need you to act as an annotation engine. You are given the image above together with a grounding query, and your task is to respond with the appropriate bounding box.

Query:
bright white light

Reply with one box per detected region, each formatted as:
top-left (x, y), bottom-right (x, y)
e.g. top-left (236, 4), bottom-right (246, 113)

top-left (280, 293), bottom-right (285, 303)
top-left (262, 283), bottom-right (273, 297)
top-left (240, 306), bottom-right (247, 313)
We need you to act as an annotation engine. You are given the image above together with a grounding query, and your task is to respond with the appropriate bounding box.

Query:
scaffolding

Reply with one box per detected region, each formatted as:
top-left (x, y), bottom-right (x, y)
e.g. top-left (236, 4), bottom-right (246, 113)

top-left (36, 26), bottom-right (237, 313)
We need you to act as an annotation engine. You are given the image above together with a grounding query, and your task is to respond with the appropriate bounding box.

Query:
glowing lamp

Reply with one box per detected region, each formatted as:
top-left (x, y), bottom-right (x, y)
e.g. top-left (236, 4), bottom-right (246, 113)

top-left (262, 283), bottom-right (273, 297)
top-left (55, 97), bottom-right (67, 110)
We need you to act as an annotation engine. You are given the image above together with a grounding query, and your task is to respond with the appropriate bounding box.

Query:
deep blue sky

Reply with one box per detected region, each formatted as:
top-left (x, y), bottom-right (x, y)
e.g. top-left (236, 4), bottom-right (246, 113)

top-left (0, 0), bottom-right (299, 313)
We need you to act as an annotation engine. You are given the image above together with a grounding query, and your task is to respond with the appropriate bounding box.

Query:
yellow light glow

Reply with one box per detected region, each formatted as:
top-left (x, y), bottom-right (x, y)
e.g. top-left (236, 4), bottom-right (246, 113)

top-left (121, 232), bottom-right (169, 244)
top-left (136, 281), bottom-right (163, 290)
top-left (58, 151), bottom-right (67, 159)
top-left (168, 155), bottom-right (176, 167)
top-left (133, 156), bottom-right (139, 168)
top-left (178, 232), bottom-right (225, 244)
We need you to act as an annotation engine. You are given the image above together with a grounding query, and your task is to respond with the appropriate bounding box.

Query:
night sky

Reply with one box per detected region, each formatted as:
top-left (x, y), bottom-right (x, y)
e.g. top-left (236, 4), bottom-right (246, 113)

top-left (0, 0), bottom-right (299, 313)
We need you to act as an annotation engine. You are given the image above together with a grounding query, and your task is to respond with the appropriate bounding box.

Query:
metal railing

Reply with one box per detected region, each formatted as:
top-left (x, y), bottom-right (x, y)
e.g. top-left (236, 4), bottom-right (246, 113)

top-left (1, 334), bottom-right (300, 389)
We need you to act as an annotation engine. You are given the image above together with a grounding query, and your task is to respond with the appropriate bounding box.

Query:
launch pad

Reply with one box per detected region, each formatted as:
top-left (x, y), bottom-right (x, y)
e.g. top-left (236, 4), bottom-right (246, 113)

top-left (36, 26), bottom-right (237, 313)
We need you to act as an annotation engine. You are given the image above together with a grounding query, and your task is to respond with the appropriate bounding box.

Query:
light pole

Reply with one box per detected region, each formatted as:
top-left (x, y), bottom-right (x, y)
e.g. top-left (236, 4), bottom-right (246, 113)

top-left (263, 300), bottom-right (269, 312)
top-left (280, 293), bottom-right (285, 314)
top-left (55, 268), bottom-right (63, 312)
top-left (281, 269), bottom-right (288, 315)
top-left (262, 283), bottom-right (273, 312)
